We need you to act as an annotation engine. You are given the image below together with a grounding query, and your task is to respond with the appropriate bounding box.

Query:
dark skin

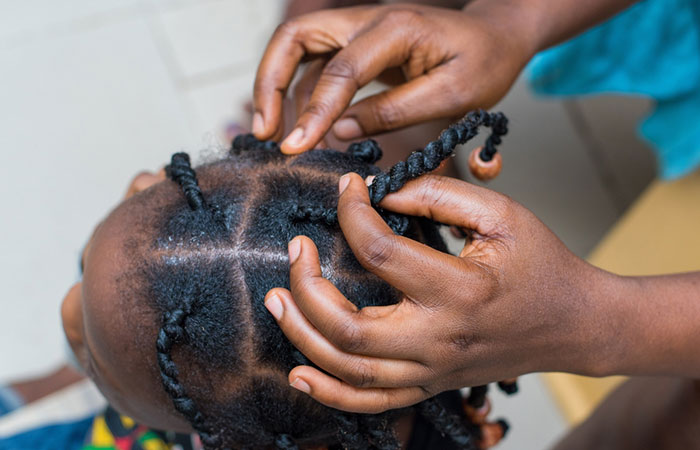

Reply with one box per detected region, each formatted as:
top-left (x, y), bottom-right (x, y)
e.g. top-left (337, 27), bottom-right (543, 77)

top-left (253, 0), bottom-right (637, 153)
top-left (61, 171), bottom-right (503, 449)
top-left (61, 170), bottom-right (194, 433)
top-left (254, 0), bottom-right (700, 441)
top-left (265, 174), bottom-right (700, 413)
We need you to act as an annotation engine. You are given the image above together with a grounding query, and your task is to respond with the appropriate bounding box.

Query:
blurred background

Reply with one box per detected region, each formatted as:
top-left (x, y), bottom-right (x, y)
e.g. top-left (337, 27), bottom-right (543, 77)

top-left (0, 0), bottom-right (659, 448)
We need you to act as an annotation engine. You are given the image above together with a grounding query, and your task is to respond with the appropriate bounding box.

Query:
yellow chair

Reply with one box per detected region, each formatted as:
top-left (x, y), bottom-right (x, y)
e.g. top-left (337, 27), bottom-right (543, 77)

top-left (542, 170), bottom-right (700, 425)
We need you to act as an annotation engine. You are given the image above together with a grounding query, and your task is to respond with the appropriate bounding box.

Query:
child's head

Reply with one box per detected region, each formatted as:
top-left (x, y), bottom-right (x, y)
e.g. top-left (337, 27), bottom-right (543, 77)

top-left (60, 111), bottom-right (508, 449)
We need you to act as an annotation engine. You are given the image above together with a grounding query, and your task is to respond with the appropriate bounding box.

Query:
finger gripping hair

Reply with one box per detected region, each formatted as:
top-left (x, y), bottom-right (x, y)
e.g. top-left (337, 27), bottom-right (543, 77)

top-left (147, 113), bottom-right (512, 449)
top-left (156, 303), bottom-right (223, 449)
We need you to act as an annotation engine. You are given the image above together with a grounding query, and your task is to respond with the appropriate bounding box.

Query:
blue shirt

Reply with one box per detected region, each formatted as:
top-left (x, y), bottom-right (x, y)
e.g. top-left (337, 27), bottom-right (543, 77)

top-left (528, 0), bottom-right (700, 179)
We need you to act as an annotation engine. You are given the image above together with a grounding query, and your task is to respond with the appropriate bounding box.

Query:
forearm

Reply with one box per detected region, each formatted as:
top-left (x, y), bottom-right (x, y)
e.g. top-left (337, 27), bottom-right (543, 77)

top-left (464, 0), bottom-right (639, 56)
top-left (596, 271), bottom-right (700, 378)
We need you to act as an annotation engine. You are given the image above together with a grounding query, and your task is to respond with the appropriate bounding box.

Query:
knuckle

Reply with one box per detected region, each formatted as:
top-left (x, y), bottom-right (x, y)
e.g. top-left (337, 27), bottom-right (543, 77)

top-left (331, 319), bottom-right (366, 354)
top-left (272, 20), bottom-right (300, 40)
top-left (372, 96), bottom-right (404, 130)
top-left (356, 233), bottom-right (396, 272)
top-left (376, 391), bottom-right (397, 413)
top-left (418, 176), bottom-right (450, 204)
top-left (447, 330), bottom-right (479, 354)
top-left (380, 8), bottom-right (424, 28)
top-left (340, 358), bottom-right (376, 388)
top-left (489, 194), bottom-right (519, 232)
top-left (291, 272), bottom-right (323, 298)
top-left (322, 57), bottom-right (360, 87)
top-left (303, 100), bottom-right (334, 120)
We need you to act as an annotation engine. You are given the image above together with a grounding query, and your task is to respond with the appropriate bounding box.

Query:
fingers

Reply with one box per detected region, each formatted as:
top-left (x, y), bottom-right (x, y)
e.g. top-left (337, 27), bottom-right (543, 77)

top-left (265, 287), bottom-right (434, 386)
top-left (281, 24), bottom-right (413, 154)
top-left (333, 68), bottom-right (468, 139)
top-left (337, 173), bottom-right (470, 297)
top-left (287, 366), bottom-right (429, 413)
top-left (293, 59), bottom-right (329, 148)
top-left (252, 23), bottom-right (305, 140)
top-left (373, 174), bottom-right (513, 237)
top-left (253, 9), bottom-right (368, 141)
top-left (284, 235), bottom-right (431, 360)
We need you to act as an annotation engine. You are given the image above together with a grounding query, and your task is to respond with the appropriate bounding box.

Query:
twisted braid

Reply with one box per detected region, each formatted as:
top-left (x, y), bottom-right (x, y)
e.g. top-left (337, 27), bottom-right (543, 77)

top-left (333, 412), bottom-right (373, 450)
top-left (290, 110), bottom-right (507, 236)
top-left (346, 139), bottom-right (383, 164)
top-left (466, 385), bottom-right (489, 409)
top-left (358, 414), bottom-right (399, 450)
top-left (497, 380), bottom-right (519, 395)
top-left (418, 398), bottom-right (477, 450)
top-left (166, 153), bottom-right (207, 211)
top-left (156, 302), bottom-right (222, 449)
top-left (368, 110), bottom-right (508, 205)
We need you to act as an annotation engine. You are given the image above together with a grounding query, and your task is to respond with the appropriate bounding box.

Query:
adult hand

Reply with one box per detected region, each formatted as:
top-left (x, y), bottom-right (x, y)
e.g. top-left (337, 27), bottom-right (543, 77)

top-left (253, 3), bottom-right (537, 153)
top-left (264, 174), bottom-right (620, 413)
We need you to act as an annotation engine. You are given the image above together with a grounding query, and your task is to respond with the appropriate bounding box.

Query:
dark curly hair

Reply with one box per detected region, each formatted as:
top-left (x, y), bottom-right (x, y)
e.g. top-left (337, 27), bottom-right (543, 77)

top-left (134, 110), bottom-right (511, 449)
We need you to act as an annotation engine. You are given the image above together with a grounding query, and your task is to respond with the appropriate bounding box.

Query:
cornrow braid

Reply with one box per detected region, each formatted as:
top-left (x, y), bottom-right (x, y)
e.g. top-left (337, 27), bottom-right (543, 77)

top-left (156, 304), bottom-right (222, 449)
top-left (289, 204), bottom-right (338, 226)
top-left (368, 110), bottom-right (508, 205)
top-left (166, 153), bottom-right (207, 211)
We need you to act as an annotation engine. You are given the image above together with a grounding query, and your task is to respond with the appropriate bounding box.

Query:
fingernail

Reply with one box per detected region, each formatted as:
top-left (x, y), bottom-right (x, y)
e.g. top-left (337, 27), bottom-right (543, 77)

top-left (288, 238), bottom-right (301, 264)
top-left (338, 174), bottom-right (351, 195)
top-left (265, 294), bottom-right (284, 321)
top-left (365, 175), bottom-right (375, 186)
top-left (252, 112), bottom-right (264, 136)
top-left (290, 378), bottom-right (311, 394)
top-left (283, 127), bottom-right (305, 149)
top-left (333, 118), bottom-right (362, 140)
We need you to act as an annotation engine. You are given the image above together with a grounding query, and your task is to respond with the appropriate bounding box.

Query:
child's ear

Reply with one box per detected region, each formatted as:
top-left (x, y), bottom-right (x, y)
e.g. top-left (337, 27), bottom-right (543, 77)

top-left (61, 283), bottom-right (86, 366)
top-left (124, 170), bottom-right (166, 200)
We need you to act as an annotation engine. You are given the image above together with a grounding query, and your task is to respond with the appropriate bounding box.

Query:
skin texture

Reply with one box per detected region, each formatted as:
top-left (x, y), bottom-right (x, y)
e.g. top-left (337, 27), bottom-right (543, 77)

top-left (61, 171), bottom-right (193, 433)
top-left (253, 0), bottom-right (637, 154)
top-left (265, 174), bottom-right (700, 414)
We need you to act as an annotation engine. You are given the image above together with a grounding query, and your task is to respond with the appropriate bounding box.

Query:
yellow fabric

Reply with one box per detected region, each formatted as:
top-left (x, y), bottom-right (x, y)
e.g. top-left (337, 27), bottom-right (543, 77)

top-left (542, 170), bottom-right (700, 425)
top-left (89, 415), bottom-right (116, 446)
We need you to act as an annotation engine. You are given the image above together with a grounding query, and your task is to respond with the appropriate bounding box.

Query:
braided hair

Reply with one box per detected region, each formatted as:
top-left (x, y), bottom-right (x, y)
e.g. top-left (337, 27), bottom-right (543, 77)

top-left (140, 110), bottom-right (513, 449)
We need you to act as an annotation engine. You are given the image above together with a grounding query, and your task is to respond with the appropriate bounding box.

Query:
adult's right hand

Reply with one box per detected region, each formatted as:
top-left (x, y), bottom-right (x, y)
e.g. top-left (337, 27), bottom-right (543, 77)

top-left (253, 2), bottom-right (538, 153)
top-left (264, 174), bottom-right (622, 413)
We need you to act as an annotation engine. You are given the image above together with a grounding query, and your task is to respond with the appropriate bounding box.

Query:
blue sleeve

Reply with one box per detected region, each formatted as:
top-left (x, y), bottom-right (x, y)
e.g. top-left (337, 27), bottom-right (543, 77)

top-left (528, 0), bottom-right (700, 179)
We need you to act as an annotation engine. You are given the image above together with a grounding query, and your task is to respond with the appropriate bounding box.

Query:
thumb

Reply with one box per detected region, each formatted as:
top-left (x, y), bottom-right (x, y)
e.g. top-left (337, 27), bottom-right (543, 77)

top-left (333, 70), bottom-right (467, 139)
top-left (374, 175), bottom-right (513, 238)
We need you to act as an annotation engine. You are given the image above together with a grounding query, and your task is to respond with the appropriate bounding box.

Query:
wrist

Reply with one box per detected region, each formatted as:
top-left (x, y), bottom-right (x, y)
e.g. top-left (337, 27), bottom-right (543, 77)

top-left (462, 0), bottom-right (547, 59)
top-left (559, 263), bottom-right (633, 377)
